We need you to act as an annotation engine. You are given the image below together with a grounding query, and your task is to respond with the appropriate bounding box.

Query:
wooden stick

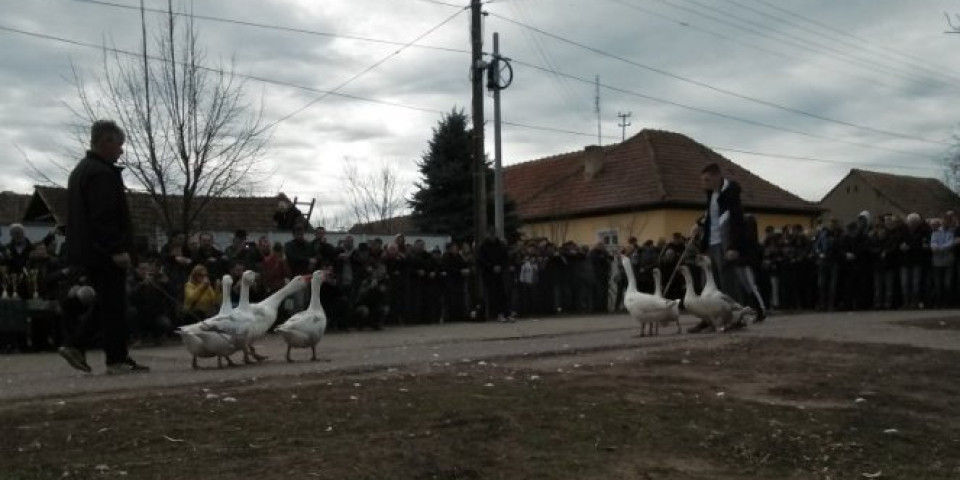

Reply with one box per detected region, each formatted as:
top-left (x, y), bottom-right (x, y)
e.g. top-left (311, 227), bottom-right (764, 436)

top-left (662, 234), bottom-right (699, 295)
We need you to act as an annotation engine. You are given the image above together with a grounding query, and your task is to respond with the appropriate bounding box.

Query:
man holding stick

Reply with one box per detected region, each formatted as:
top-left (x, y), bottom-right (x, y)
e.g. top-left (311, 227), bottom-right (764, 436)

top-left (689, 163), bottom-right (746, 333)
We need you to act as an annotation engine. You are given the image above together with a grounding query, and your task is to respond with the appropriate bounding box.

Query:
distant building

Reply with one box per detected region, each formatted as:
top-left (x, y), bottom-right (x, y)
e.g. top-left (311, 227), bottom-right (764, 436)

top-left (0, 191), bottom-right (43, 240)
top-left (820, 169), bottom-right (960, 222)
top-left (20, 186), bottom-right (305, 248)
top-left (503, 129), bottom-right (821, 246)
top-left (347, 215), bottom-right (450, 251)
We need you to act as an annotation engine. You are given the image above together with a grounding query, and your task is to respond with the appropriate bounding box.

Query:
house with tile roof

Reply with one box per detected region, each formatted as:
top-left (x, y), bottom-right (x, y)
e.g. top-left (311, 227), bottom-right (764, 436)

top-left (503, 129), bottom-right (821, 246)
top-left (0, 191), bottom-right (32, 226)
top-left (20, 186), bottom-right (306, 248)
top-left (820, 169), bottom-right (960, 223)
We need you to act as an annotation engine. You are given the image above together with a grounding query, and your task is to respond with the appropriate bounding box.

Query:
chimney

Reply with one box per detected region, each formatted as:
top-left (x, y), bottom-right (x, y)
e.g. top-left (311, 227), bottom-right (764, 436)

top-left (584, 145), bottom-right (604, 180)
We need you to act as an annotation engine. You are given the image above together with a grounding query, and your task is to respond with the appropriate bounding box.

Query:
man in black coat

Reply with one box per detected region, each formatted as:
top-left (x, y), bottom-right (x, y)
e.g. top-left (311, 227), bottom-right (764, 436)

top-left (478, 232), bottom-right (513, 322)
top-left (697, 164), bottom-right (745, 291)
top-left (58, 120), bottom-right (149, 374)
top-left (692, 163), bottom-right (747, 332)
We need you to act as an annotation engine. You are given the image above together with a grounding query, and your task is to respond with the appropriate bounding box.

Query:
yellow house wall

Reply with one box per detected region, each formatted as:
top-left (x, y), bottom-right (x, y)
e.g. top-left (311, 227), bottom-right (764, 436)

top-left (521, 208), bottom-right (816, 246)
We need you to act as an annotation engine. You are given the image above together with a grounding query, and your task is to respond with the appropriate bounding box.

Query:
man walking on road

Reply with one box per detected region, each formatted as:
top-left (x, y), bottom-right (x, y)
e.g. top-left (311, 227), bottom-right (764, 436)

top-left (58, 120), bottom-right (150, 375)
top-left (690, 163), bottom-right (747, 333)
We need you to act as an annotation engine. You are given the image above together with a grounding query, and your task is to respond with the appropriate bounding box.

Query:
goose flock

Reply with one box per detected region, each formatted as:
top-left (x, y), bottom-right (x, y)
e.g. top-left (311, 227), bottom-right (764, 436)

top-left (175, 270), bottom-right (327, 369)
top-left (625, 253), bottom-right (756, 335)
top-left (173, 257), bottom-right (753, 369)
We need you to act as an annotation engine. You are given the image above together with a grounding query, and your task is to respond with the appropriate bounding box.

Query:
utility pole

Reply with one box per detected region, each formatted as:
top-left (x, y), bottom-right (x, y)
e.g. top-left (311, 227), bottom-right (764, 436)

top-left (470, 0), bottom-right (487, 316)
top-left (594, 75), bottom-right (602, 146)
top-left (488, 32), bottom-right (513, 240)
top-left (617, 111), bottom-right (632, 141)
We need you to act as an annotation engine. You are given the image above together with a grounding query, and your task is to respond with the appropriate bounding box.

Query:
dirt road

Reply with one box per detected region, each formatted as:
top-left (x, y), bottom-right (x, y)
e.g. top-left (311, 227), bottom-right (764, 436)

top-left (2, 309), bottom-right (958, 402)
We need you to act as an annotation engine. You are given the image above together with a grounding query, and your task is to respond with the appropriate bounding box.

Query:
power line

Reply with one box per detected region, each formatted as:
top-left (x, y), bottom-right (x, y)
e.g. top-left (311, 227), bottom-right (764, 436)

top-left (408, 0), bottom-right (465, 7)
top-left (69, 0), bottom-right (471, 55)
top-left (744, 0), bottom-right (960, 81)
top-left (723, 0), bottom-right (960, 85)
top-left (0, 23), bottom-right (613, 144)
top-left (508, 57), bottom-right (940, 160)
top-left (261, 7), bottom-right (468, 131)
top-left (661, 0), bottom-right (950, 89)
top-left (712, 147), bottom-right (942, 172)
top-left (599, 0), bottom-right (906, 92)
top-left (487, 12), bottom-right (952, 148)
top-left (0, 23), bottom-right (943, 175)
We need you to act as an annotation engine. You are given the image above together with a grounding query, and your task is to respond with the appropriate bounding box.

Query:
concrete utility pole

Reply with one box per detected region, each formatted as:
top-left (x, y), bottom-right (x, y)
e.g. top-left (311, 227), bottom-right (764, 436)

top-left (594, 75), bottom-right (602, 146)
top-left (488, 32), bottom-right (515, 240)
top-left (617, 111), bottom-right (632, 141)
top-left (470, 0), bottom-right (487, 313)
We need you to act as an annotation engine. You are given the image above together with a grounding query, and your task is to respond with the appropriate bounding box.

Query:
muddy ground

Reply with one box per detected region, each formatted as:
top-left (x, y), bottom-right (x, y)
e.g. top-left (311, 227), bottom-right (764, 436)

top-left (2, 337), bottom-right (958, 480)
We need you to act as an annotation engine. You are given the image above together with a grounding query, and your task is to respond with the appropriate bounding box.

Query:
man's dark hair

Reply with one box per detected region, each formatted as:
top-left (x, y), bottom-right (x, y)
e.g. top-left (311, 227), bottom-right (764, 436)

top-left (90, 120), bottom-right (125, 148)
top-left (700, 163), bottom-right (721, 175)
top-left (234, 229), bottom-right (248, 239)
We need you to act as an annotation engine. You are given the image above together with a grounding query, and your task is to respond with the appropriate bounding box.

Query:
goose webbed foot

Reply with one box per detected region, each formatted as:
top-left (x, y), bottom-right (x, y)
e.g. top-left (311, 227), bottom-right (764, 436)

top-left (191, 356), bottom-right (199, 370)
top-left (285, 346), bottom-right (294, 363)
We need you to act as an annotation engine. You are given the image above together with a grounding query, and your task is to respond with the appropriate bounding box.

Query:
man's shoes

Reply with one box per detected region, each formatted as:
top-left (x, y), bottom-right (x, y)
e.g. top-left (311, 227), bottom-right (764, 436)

top-left (58, 347), bottom-right (92, 373)
top-left (106, 358), bottom-right (151, 375)
top-left (723, 320), bottom-right (747, 333)
top-left (687, 320), bottom-right (714, 334)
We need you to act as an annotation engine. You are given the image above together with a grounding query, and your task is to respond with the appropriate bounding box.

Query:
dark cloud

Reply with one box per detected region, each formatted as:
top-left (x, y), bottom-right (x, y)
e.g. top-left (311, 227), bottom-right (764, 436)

top-left (1, 0), bottom-right (958, 214)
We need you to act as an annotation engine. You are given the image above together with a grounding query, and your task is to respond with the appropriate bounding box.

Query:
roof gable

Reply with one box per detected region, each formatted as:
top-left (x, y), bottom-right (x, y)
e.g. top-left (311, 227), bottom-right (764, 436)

top-left (504, 129), bottom-right (819, 221)
top-left (851, 169), bottom-right (960, 218)
top-left (25, 186), bottom-right (298, 234)
top-left (0, 191), bottom-right (33, 225)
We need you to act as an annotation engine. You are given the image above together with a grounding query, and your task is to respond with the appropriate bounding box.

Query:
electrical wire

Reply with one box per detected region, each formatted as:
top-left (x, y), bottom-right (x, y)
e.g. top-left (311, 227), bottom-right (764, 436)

top-left (0, 23), bottom-right (945, 175)
top-left (489, 11), bottom-right (952, 147)
top-left (70, 0), bottom-right (471, 55)
top-left (260, 7), bottom-right (468, 131)
top-left (660, 0), bottom-right (950, 89)
top-left (723, 0), bottom-right (960, 84)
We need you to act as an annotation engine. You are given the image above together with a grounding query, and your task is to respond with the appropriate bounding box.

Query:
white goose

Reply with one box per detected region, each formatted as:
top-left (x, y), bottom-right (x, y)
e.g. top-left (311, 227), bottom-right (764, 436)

top-left (678, 265), bottom-right (718, 332)
top-left (694, 255), bottom-right (754, 330)
top-left (176, 274), bottom-right (241, 369)
top-left (620, 256), bottom-right (679, 337)
top-left (201, 270), bottom-right (259, 364)
top-left (207, 274), bottom-right (308, 363)
top-left (276, 270), bottom-right (328, 362)
top-left (652, 267), bottom-right (681, 334)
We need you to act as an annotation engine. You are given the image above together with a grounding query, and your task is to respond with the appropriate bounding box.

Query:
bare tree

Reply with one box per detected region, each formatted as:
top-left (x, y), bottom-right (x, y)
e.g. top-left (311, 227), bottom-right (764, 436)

top-left (312, 203), bottom-right (352, 233)
top-left (67, 0), bottom-right (267, 235)
top-left (342, 160), bottom-right (410, 229)
top-left (945, 12), bottom-right (960, 33)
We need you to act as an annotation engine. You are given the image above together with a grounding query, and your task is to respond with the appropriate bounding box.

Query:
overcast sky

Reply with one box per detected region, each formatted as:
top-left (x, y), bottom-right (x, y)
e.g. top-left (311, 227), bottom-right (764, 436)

top-left (1, 0), bottom-right (959, 223)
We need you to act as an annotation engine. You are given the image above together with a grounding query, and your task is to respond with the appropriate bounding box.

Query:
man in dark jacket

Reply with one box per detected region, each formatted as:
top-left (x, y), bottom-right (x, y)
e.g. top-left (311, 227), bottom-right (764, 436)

top-left (697, 163), bottom-right (745, 286)
top-left (478, 232), bottom-right (512, 322)
top-left (58, 120), bottom-right (149, 374)
top-left (692, 163), bottom-right (746, 332)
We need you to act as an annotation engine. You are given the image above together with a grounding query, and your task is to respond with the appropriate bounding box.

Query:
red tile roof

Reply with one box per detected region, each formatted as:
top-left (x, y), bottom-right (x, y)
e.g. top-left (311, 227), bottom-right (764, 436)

top-left (503, 129), bottom-right (819, 221)
top-left (348, 215), bottom-right (416, 235)
top-left (24, 186), bottom-right (297, 235)
top-left (848, 169), bottom-right (960, 219)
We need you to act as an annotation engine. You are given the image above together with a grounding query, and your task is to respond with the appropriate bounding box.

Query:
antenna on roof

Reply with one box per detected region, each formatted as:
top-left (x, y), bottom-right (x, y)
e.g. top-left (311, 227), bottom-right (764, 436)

top-left (594, 75), bottom-right (601, 146)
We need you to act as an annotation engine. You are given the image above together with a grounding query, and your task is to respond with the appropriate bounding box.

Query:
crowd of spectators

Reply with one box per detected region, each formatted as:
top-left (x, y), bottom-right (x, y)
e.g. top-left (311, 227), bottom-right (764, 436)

top-left (1, 207), bottom-right (958, 352)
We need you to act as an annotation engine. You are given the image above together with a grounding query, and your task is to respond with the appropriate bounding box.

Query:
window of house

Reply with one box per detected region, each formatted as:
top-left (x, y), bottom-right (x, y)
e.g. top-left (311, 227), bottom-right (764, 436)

top-left (597, 229), bottom-right (619, 247)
